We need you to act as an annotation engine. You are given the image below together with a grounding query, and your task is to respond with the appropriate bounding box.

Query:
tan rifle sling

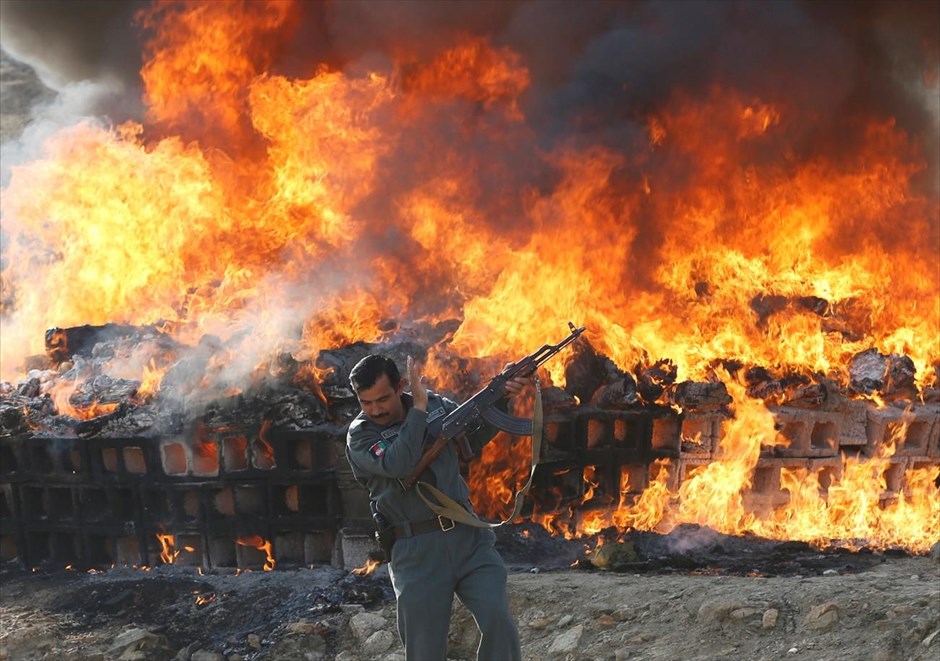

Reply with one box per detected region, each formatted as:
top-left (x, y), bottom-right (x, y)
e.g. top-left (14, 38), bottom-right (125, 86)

top-left (414, 377), bottom-right (543, 528)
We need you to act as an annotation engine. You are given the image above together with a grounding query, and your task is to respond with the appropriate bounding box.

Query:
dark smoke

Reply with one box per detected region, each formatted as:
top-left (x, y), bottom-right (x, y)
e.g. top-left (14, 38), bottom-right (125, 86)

top-left (0, 0), bottom-right (145, 91)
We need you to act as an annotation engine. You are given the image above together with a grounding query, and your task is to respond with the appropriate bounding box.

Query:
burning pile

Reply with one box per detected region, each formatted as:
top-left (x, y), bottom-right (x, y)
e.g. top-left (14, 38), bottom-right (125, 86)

top-left (0, 0), bottom-right (938, 565)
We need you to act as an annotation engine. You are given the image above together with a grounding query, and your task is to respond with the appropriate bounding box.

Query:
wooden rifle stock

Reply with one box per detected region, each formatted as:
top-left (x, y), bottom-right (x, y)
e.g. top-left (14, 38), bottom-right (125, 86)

top-left (399, 434), bottom-right (469, 490)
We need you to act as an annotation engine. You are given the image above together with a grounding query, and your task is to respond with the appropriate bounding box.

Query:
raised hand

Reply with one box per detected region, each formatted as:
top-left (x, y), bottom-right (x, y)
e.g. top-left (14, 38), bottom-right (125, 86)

top-left (407, 355), bottom-right (429, 412)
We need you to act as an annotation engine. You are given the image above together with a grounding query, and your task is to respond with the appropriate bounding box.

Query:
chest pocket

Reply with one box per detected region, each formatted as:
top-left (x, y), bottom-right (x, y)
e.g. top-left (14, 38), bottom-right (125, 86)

top-left (426, 406), bottom-right (447, 437)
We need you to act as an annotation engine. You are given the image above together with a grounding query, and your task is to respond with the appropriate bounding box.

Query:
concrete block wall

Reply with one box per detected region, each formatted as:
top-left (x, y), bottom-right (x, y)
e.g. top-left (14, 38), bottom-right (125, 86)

top-left (866, 404), bottom-right (940, 457)
top-left (679, 412), bottom-right (723, 457)
top-left (766, 407), bottom-right (842, 458)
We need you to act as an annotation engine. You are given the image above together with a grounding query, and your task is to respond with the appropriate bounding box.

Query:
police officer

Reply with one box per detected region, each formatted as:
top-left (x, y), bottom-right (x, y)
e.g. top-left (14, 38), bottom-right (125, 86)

top-left (346, 353), bottom-right (526, 661)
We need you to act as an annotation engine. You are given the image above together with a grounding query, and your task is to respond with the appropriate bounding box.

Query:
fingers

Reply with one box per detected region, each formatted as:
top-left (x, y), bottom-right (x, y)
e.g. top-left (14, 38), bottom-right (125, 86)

top-left (407, 355), bottom-right (429, 411)
top-left (503, 374), bottom-right (530, 398)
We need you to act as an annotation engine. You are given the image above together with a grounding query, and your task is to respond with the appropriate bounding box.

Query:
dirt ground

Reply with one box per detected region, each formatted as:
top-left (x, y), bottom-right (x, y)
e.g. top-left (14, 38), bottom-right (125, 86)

top-left (1, 530), bottom-right (938, 661)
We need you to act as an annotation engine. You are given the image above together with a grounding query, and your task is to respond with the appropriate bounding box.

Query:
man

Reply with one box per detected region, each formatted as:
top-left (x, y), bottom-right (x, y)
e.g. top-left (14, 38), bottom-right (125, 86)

top-left (345, 353), bottom-right (527, 661)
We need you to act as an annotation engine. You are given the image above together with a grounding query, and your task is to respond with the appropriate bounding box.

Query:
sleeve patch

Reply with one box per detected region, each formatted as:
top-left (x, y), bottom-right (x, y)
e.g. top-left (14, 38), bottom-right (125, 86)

top-left (369, 440), bottom-right (388, 458)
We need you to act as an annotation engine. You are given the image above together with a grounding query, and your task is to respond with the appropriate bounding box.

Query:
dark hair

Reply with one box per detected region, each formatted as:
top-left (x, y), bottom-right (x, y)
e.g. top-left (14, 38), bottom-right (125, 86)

top-left (349, 354), bottom-right (401, 392)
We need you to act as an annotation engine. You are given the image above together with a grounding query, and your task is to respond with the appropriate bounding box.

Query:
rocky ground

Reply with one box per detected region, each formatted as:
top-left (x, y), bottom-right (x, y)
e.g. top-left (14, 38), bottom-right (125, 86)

top-left (1, 526), bottom-right (938, 661)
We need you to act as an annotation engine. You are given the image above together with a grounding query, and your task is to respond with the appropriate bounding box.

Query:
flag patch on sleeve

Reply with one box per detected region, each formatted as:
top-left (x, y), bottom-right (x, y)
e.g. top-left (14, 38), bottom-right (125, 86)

top-left (369, 440), bottom-right (387, 458)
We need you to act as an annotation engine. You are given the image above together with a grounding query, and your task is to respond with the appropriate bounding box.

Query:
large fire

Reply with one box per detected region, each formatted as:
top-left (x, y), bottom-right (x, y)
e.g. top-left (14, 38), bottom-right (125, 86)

top-left (0, 1), bottom-right (937, 553)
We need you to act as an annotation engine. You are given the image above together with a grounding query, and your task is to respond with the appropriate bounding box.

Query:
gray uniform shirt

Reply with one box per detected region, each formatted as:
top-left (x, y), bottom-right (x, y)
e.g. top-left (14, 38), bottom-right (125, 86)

top-left (346, 391), bottom-right (504, 524)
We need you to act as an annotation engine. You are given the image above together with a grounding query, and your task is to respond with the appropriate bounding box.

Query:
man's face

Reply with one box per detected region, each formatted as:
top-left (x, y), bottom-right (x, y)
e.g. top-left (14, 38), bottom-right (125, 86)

top-left (355, 373), bottom-right (405, 425)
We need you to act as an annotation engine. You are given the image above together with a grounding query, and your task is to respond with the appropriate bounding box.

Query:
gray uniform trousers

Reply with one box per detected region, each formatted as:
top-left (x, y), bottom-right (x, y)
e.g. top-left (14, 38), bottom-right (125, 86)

top-left (389, 522), bottom-right (521, 661)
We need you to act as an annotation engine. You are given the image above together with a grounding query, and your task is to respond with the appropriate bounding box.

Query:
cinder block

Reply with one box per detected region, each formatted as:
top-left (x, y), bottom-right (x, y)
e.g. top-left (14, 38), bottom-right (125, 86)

top-left (26, 437), bottom-right (86, 481)
top-left (677, 456), bottom-right (712, 488)
top-left (752, 458), bottom-right (809, 497)
top-left (192, 441), bottom-right (220, 477)
top-left (767, 407), bottom-right (841, 458)
top-left (806, 457), bottom-right (844, 493)
top-left (647, 458), bottom-right (678, 492)
top-left (903, 456), bottom-right (940, 495)
top-left (0, 534), bottom-right (18, 562)
top-left (335, 527), bottom-right (376, 570)
top-left (542, 414), bottom-right (577, 450)
top-left (272, 531), bottom-right (305, 565)
top-left (881, 457), bottom-right (908, 496)
top-left (0, 483), bottom-right (17, 521)
top-left (838, 400), bottom-right (870, 448)
top-left (619, 463), bottom-right (650, 494)
top-left (235, 537), bottom-right (274, 570)
top-left (160, 439), bottom-right (190, 476)
top-left (25, 529), bottom-right (81, 568)
top-left (78, 486), bottom-right (136, 525)
top-left (114, 536), bottom-right (142, 566)
top-left (928, 420), bottom-right (940, 458)
top-left (867, 404), bottom-right (940, 457)
top-left (222, 434), bottom-right (250, 472)
top-left (531, 461), bottom-right (584, 504)
top-left (147, 530), bottom-right (204, 567)
top-left (88, 439), bottom-right (156, 482)
top-left (650, 411), bottom-right (681, 458)
top-left (742, 491), bottom-right (789, 517)
top-left (304, 530), bottom-right (334, 565)
top-left (680, 413), bottom-right (720, 457)
top-left (208, 536), bottom-right (237, 568)
top-left (576, 410), bottom-right (648, 453)
top-left (0, 437), bottom-right (27, 480)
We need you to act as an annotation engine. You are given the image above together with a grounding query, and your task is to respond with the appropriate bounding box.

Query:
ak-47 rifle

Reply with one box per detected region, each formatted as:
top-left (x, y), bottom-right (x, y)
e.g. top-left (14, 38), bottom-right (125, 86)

top-left (400, 322), bottom-right (586, 490)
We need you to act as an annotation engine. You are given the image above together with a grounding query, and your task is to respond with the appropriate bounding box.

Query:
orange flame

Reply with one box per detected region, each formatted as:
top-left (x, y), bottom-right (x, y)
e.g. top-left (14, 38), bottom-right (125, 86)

top-left (156, 533), bottom-right (179, 564)
top-left (45, 380), bottom-right (118, 420)
top-left (352, 558), bottom-right (381, 577)
top-left (237, 535), bottom-right (275, 571)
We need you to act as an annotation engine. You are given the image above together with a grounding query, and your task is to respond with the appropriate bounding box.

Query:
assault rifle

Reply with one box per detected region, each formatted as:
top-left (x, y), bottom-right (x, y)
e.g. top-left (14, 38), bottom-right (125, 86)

top-left (400, 322), bottom-right (586, 490)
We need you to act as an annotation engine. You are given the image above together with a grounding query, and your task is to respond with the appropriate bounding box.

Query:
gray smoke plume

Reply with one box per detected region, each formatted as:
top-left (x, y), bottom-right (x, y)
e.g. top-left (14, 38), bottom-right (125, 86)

top-left (0, 0), bottom-right (145, 92)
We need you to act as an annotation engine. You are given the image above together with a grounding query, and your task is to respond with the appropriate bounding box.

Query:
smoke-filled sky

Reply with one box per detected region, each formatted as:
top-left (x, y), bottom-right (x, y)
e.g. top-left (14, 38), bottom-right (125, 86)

top-left (2, 1), bottom-right (937, 166)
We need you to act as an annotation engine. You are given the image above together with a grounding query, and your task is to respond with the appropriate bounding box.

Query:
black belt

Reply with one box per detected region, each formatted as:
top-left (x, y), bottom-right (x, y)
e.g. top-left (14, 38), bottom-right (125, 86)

top-left (394, 515), bottom-right (456, 538)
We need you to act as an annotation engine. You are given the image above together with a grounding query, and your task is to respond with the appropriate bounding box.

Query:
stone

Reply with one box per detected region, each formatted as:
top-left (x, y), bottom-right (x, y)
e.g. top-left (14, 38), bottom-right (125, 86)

top-left (527, 617), bottom-right (554, 630)
top-left (172, 642), bottom-right (199, 660)
top-left (109, 628), bottom-right (170, 657)
top-left (109, 629), bottom-right (157, 654)
top-left (287, 621), bottom-right (328, 635)
top-left (247, 634), bottom-right (262, 650)
top-left (362, 630), bottom-right (396, 656)
top-left (611, 607), bottom-right (634, 622)
top-left (548, 624), bottom-right (584, 655)
top-left (381, 652), bottom-right (405, 661)
top-left (729, 608), bottom-right (759, 621)
top-left (597, 614), bottom-right (616, 627)
top-left (350, 612), bottom-right (386, 642)
top-left (803, 603), bottom-right (839, 631)
top-left (190, 652), bottom-right (224, 661)
top-left (762, 608), bottom-right (779, 630)
top-left (924, 628), bottom-right (940, 647)
top-left (697, 600), bottom-right (748, 624)
top-left (589, 541), bottom-right (640, 569)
